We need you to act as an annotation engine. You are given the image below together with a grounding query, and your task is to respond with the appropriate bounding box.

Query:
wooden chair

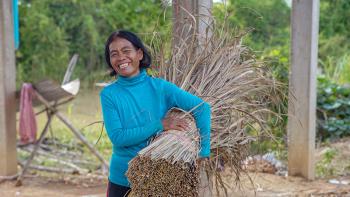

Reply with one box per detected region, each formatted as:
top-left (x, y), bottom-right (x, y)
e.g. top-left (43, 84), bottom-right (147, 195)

top-left (16, 54), bottom-right (109, 186)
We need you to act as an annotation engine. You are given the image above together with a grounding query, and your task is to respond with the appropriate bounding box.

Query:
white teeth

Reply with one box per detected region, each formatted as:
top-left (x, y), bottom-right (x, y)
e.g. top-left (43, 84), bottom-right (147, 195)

top-left (119, 63), bottom-right (128, 69)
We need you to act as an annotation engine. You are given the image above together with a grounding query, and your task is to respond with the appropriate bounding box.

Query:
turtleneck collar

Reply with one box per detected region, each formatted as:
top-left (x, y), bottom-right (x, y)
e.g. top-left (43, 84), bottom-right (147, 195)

top-left (116, 69), bottom-right (147, 86)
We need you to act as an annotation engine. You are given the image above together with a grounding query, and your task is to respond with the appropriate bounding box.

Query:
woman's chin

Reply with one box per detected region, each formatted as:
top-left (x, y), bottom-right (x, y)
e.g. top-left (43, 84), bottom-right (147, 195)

top-left (119, 71), bottom-right (139, 78)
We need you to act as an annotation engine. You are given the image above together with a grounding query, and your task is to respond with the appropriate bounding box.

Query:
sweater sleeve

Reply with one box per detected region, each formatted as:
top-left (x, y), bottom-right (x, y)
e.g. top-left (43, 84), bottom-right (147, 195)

top-left (162, 80), bottom-right (211, 158)
top-left (100, 91), bottom-right (163, 147)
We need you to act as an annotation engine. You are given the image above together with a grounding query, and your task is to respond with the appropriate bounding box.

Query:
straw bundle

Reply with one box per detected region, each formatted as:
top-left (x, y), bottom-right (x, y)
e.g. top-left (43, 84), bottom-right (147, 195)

top-left (126, 16), bottom-right (283, 196)
top-left (138, 108), bottom-right (199, 164)
top-left (148, 19), bottom-right (283, 195)
top-left (127, 108), bottom-right (201, 196)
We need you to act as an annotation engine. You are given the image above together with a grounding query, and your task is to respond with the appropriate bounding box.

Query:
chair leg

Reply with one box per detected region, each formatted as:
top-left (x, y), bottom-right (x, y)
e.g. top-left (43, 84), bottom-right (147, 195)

top-left (33, 90), bottom-right (109, 172)
top-left (55, 111), bottom-right (109, 171)
top-left (16, 114), bottom-right (53, 186)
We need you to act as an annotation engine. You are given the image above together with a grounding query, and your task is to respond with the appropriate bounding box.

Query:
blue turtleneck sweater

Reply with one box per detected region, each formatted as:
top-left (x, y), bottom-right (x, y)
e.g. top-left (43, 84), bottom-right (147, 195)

top-left (100, 69), bottom-right (211, 187)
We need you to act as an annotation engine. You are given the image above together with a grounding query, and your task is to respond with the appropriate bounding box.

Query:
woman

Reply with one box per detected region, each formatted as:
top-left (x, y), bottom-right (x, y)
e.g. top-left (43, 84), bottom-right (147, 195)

top-left (100, 30), bottom-right (211, 197)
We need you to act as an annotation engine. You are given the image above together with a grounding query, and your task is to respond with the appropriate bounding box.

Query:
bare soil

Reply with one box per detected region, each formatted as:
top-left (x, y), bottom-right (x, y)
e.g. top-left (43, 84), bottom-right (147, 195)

top-left (1, 171), bottom-right (349, 197)
top-left (0, 174), bottom-right (107, 197)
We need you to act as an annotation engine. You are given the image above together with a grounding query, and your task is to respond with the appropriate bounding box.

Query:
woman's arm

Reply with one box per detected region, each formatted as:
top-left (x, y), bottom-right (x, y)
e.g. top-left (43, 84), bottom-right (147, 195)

top-left (163, 80), bottom-right (211, 158)
top-left (100, 92), bottom-right (163, 147)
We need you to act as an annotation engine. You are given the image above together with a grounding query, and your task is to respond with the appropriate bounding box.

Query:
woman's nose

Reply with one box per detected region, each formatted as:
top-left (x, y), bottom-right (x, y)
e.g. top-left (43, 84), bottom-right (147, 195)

top-left (116, 53), bottom-right (126, 61)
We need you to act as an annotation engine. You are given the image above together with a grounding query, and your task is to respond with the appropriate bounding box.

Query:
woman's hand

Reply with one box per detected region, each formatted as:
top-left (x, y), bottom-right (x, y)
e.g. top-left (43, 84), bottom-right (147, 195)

top-left (197, 157), bottom-right (209, 168)
top-left (162, 116), bottom-right (190, 131)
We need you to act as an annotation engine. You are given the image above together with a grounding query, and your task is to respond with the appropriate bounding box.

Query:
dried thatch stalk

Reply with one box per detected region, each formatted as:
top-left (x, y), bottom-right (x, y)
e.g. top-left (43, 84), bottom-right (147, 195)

top-left (138, 108), bottom-right (200, 164)
top-left (128, 157), bottom-right (199, 197)
top-left (146, 17), bottom-right (284, 196)
top-left (127, 108), bottom-right (201, 197)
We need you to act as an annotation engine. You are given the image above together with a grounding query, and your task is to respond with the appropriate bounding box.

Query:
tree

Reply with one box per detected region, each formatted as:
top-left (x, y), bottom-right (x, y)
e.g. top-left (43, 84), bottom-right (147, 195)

top-left (17, 0), bottom-right (69, 85)
top-left (16, 0), bottom-right (171, 86)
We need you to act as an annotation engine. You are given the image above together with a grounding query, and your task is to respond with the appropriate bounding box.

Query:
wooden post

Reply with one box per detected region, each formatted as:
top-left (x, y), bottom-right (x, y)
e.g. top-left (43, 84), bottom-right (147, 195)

top-left (0, 0), bottom-right (18, 176)
top-left (288, 0), bottom-right (319, 180)
top-left (172, 0), bottom-right (195, 49)
top-left (172, 1), bottom-right (213, 196)
top-left (196, 0), bottom-right (213, 48)
top-left (16, 114), bottom-right (53, 186)
top-left (172, 0), bottom-right (213, 51)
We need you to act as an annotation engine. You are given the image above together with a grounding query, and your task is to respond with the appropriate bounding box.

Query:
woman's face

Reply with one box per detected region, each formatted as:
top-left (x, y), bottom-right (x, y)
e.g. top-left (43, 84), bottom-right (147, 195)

top-left (109, 37), bottom-right (143, 78)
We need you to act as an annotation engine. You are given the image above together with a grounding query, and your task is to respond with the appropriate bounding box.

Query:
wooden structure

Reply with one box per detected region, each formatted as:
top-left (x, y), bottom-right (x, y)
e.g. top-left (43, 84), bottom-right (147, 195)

top-left (15, 56), bottom-right (109, 185)
top-left (0, 0), bottom-right (17, 177)
top-left (172, 1), bottom-right (213, 196)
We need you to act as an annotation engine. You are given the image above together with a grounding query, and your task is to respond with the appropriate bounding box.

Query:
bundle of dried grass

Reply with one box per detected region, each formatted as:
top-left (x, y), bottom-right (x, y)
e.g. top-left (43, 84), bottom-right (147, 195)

top-left (127, 108), bottom-right (201, 197)
top-left (147, 19), bottom-right (283, 196)
top-left (139, 108), bottom-right (199, 164)
top-left (127, 15), bottom-right (283, 196)
top-left (127, 157), bottom-right (199, 196)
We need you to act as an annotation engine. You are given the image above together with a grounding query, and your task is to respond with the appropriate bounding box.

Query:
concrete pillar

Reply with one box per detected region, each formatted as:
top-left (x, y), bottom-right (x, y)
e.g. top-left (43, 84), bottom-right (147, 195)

top-left (0, 0), bottom-right (18, 176)
top-left (287, 0), bottom-right (319, 180)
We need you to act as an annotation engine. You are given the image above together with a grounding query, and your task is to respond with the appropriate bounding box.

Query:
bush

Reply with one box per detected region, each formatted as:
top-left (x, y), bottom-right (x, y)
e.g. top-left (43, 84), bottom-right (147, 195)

top-left (317, 76), bottom-right (350, 140)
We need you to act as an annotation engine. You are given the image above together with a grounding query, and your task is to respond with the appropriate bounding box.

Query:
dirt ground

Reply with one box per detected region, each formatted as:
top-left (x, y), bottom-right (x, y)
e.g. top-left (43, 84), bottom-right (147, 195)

top-left (2, 144), bottom-right (349, 197)
top-left (1, 172), bottom-right (349, 197)
top-left (0, 175), bottom-right (107, 197)
top-left (228, 173), bottom-right (350, 196)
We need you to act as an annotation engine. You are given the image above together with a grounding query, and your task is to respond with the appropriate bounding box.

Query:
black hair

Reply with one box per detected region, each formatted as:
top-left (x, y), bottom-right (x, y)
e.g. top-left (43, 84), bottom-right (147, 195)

top-left (104, 30), bottom-right (152, 76)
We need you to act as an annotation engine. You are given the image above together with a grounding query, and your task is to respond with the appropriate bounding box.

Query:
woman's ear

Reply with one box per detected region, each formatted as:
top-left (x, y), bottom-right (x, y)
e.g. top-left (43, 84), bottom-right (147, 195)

top-left (137, 49), bottom-right (143, 61)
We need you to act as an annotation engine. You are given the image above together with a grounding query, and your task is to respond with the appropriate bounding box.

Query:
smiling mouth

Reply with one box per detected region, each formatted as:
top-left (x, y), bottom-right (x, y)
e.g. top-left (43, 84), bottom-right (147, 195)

top-left (119, 63), bottom-right (129, 69)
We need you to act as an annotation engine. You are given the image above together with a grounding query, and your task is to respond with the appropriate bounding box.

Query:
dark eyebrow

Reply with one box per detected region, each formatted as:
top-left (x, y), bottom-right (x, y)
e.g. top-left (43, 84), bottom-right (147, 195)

top-left (110, 46), bottom-right (133, 53)
top-left (121, 46), bottom-right (134, 50)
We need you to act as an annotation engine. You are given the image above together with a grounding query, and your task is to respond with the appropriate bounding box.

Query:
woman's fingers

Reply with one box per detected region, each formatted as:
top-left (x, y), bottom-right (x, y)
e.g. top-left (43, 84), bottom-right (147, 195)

top-left (162, 117), bottom-right (190, 131)
top-left (176, 122), bottom-right (188, 131)
top-left (174, 118), bottom-right (191, 131)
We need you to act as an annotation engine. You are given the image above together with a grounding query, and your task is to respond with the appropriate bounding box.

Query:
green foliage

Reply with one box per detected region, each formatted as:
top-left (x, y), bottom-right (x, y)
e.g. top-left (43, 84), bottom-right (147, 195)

top-left (316, 147), bottom-right (337, 178)
top-left (318, 35), bottom-right (350, 62)
top-left (318, 0), bottom-right (350, 84)
top-left (213, 0), bottom-right (290, 83)
top-left (319, 0), bottom-right (350, 39)
top-left (17, 1), bottom-right (70, 85)
top-left (17, 0), bottom-right (171, 87)
top-left (315, 1), bottom-right (350, 141)
top-left (46, 0), bottom-right (104, 72)
top-left (317, 76), bottom-right (350, 140)
top-left (225, 0), bottom-right (290, 50)
top-left (319, 54), bottom-right (350, 85)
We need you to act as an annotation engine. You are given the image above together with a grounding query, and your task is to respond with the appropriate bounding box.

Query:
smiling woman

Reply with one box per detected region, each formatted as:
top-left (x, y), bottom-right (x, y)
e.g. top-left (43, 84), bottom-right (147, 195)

top-left (100, 30), bottom-right (211, 197)
top-left (104, 31), bottom-right (152, 77)
top-left (108, 38), bottom-right (143, 78)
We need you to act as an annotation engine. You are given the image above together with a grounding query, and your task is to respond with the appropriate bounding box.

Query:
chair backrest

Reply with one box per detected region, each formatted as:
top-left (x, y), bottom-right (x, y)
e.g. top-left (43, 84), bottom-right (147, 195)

top-left (16, 54), bottom-right (80, 111)
top-left (62, 54), bottom-right (79, 85)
